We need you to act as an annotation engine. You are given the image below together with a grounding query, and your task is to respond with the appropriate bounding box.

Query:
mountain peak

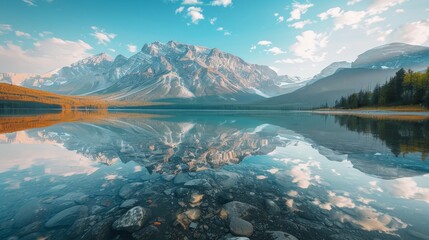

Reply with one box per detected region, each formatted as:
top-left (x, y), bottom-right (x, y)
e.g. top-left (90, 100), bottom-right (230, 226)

top-left (72, 53), bottom-right (113, 67)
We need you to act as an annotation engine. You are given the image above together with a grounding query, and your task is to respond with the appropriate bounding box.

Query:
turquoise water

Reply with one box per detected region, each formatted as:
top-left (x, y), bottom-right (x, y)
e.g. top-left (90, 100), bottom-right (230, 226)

top-left (0, 111), bottom-right (428, 240)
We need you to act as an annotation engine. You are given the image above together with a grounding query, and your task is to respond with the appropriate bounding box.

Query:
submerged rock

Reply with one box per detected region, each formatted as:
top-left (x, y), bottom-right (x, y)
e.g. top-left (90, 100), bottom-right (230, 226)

top-left (119, 182), bottom-right (143, 199)
top-left (51, 192), bottom-right (89, 205)
top-left (174, 173), bottom-right (192, 185)
top-left (220, 201), bottom-right (258, 220)
top-left (267, 231), bottom-right (299, 240)
top-left (184, 209), bottom-right (201, 221)
top-left (184, 179), bottom-right (211, 190)
top-left (229, 217), bottom-right (253, 237)
top-left (45, 205), bottom-right (88, 228)
top-left (264, 199), bottom-right (281, 214)
top-left (120, 199), bottom-right (139, 209)
top-left (112, 206), bottom-right (150, 232)
top-left (66, 215), bottom-right (100, 238)
top-left (132, 225), bottom-right (160, 240)
top-left (13, 199), bottom-right (47, 228)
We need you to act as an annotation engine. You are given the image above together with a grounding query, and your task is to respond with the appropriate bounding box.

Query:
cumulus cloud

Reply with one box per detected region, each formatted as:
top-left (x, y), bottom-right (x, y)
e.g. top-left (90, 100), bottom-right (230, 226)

top-left (127, 44), bottom-right (137, 53)
top-left (182, 0), bottom-right (202, 4)
top-left (187, 7), bottom-right (204, 24)
top-left (318, 7), bottom-right (366, 30)
top-left (368, 0), bottom-right (406, 15)
top-left (0, 37), bottom-right (93, 73)
top-left (391, 20), bottom-right (429, 45)
top-left (211, 0), bottom-right (232, 7)
top-left (287, 3), bottom-right (314, 22)
top-left (257, 40), bottom-right (272, 46)
top-left (290, 30), bottom-right (328, 62)
top-left (384, 178), bottom-right (429, 203)
top-left (175, 6), bottom-right (185, 14)
top-left (265, 47), bottom-right (286, 55)
top-left (318, 7), bottom-right (342, 21)
top-left (90, 26), bottom-right (116, 45)
top-left (288, 20), bottom-right (312, 29)
top-left (216, 27), bottom-right (223, 31)
top-left (15, 30), bottom-right (32, 38)
top-left (334, 10), bottom-right (366, 30)
top-left (210, 17), bottom-right (217, 25)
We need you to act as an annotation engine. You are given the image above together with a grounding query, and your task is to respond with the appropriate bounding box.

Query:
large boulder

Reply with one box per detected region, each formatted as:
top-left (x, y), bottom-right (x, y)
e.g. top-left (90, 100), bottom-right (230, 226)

top-left (112, 206), bottom-right (150, 232)
top-left (229, 217), bottom-right (253, 237)
top-left (45, 205), bottom-right (88, 228)
top-left (220, 201), bottom-right (258, 220)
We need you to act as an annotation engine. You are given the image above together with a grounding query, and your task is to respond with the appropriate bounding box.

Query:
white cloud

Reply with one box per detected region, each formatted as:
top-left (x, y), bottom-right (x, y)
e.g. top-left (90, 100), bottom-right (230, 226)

top-left (275, 58), bottom-right (305, 64)
top-left (249, 45), bottom-right (256, 52)
top-left (257, 40), bottom-right (272, 46)
top-left (22, 0), bottom-right (36, 6)
top-left (187, 7), bottom-right (204, 24)
top-left (384, 178), bottom-right (429, 203)
top-left (211, 0), bottom-right (232, 7)
top-left (365, 15), bottom-right (385, 26)
top-left (287, 3), bottom-right (314, 22)
top-left (318, 7), bottom-right (342, 21)
top-left (0, 24), bottom-right (12, 31)
top-left (175, 6), bottom-right (185, 14)
top-left (277, 16), bottom-right (284, 23)
top-left (288, 20), bottom-right (312, 29)
top-left (38, 31), bottom-right (53, 37)
top-left (182, 0), bottom-right (202, 4)
top-left (368, 0), bottom-right (406, 15)
top-left (319, 7), bottom-right (366, 30)
top-left (391, 20), bottom-right (429, 45)
top-left (216, 27), bottom-right (224, 31)
top-left (290, 30), bottom-right (328, 62)
top-left (265, 47), bottom-right (286, 55)
top-left (224, 31), bottom-right (231, 36)
top-left (334, 10), bottom-right (366, 30)
top-left (210, 17), bottom-right (217, 25)
top-left (0, 37), bottom-right (93, 73)
top-left (15, 31), bottom-right (32, 38)
top-left (127, 44), bottom-right (137, 53)
top-left (90, 26), bottom-right (116, 45)
top-left (347, 0), bottom-right (361, 6)
top-left (395, 8), bottom-right (404, 13)
top-left (108, 48), bottom-right (116, 52)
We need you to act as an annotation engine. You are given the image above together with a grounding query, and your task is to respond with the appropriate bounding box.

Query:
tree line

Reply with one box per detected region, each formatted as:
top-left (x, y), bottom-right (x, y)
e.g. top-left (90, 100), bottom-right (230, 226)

top-left (335, 67), bottom-right (429, 109)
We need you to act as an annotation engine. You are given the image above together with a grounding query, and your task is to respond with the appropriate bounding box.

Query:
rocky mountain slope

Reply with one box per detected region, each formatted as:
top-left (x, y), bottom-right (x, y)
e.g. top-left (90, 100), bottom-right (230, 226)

top-left (18, 41), bottom-right (303, 103)
top-left (259, 43), bottom-right (429, 108)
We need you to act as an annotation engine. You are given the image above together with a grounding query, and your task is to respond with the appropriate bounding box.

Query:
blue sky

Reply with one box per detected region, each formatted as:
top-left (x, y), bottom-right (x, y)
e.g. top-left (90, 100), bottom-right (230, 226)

top-left (0, 0), bottom-right (428, 77)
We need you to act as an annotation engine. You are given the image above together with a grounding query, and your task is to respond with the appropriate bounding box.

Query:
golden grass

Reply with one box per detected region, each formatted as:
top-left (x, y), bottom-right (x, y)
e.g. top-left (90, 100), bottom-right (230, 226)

top-left (0, 110), bottom-right (162, 134)
top-left (0, 83), bottom-right (165, 110)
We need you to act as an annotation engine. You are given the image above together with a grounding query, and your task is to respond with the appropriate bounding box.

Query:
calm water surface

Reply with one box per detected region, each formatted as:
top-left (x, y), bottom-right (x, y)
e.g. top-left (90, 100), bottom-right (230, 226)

top-left (0, 110), bottom-right (428, 240)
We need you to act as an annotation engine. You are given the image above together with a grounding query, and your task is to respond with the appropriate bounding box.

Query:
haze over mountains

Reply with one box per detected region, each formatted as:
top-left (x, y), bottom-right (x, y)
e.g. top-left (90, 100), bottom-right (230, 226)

top-left (1, 41), bottom-right (429, 108)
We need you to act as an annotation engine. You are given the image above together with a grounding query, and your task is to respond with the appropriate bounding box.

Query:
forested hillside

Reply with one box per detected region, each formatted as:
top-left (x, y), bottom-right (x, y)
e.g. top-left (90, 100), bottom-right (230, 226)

top-left (335, 68), bottom-right (429, 109)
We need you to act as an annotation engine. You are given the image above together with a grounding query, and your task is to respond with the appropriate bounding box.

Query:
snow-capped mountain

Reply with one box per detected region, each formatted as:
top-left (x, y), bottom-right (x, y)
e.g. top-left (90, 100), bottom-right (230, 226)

top-left (97, 41), bottom-right (288, 102)
top-left (22, 53), bottom-right (114, 95)
top-left (307, 61), bottom-right (351, 85)
top-left (352, 42), bottom-right (429, 70)
top-left (16, 41), bottom-right (300, 103)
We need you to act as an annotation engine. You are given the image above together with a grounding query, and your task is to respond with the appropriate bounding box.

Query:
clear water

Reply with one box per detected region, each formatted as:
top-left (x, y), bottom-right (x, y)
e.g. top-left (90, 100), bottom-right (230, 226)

top-left (0, 110), bottom-right (428, 240)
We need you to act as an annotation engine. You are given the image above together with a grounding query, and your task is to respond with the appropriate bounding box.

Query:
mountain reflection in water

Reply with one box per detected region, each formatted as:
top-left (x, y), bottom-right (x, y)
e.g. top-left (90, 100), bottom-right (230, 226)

top-left (0, 110), bottom-right (428, 240)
